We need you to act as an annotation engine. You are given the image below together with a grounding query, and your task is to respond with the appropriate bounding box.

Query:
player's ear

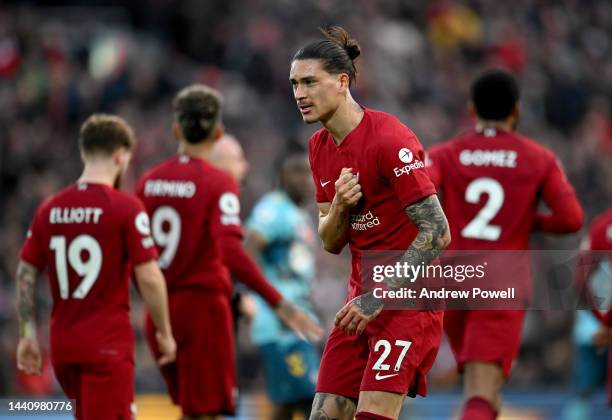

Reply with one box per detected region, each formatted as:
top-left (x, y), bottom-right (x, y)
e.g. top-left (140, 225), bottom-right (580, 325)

top-left (468, 102), bottom-right (477, 118)
top-left (512, 102), bottom-right (520, 119)
top-left (110, 148), bottom-right (120, 166)
top-left (212, 124), bottom-right (225, 141)
top-left (112, 147), bottom-right (126, 166)
top-left (338, 73), bottom-right (349, 93)
top-left (172, 123), bottom-right (182, 142)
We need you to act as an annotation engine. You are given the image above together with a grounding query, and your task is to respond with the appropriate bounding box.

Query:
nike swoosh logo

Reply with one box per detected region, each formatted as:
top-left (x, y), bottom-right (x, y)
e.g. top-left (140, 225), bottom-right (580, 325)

top-left (375, 372), bottom-right (399, 380)
top-left (320, 180), bottom-right (331, 187)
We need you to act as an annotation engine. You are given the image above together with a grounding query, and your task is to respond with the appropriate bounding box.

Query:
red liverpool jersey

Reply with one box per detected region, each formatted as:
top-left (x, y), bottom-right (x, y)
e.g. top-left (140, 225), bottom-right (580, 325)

top-left (309, 107), bottom-right (436, 297)
top-left (136, 154), bottom-right (242, 294)
top-left (19, 182), bottom-right (158, 364)
top-left (583, 209), bottom-right (612, 325)
top-left (427, 129), bottom-right (580, 250)
top-left (588, 209), bottom-right (612, 252)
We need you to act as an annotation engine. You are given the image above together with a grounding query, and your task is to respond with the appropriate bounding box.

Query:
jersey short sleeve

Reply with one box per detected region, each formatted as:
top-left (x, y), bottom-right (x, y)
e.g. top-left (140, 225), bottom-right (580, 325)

top-left (308, 138), bottom-right (329, 204)
top-left (540, 154), bottom-right (577, 203)
top-left (19, 204), bottom-right (48, 270)
top-left (210, 175), bottom-right (244, 239)
top-left (425, 144), bottom-right (445, 189)
top-left (376, 127), bottom-right (436, 208)
top-left (123, 197), bottom-right (159, 265)
top-left (246, 196), bottom-right (285, 243)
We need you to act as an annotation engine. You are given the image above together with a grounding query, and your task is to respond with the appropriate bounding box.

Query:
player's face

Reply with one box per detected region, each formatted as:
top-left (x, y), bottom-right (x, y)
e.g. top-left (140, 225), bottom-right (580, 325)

top-left (113, 148), bottom-right (132, 189)
top-left (282, 158), bottom-right (313, 205)
top-left (290, 59), bottom-right (343, 124)
top-left (223, 144), bottom-right (249, 184)
top-left (211, 140), bottom-right (249, 184)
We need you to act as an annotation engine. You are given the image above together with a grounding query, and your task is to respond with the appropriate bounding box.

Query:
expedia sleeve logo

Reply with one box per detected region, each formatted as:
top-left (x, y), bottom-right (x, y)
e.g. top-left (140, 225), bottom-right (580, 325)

top-left (399, 148), bottom-right (413, 163)
top-left (394, 148), bottom-right (425, 177)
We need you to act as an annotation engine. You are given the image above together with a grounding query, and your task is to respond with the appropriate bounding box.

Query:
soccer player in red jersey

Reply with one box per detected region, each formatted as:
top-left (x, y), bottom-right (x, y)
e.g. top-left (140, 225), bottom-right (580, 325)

top-left (291, 27), bottom-right (451, 420)
top-left (576, 208), bottom-right (612, 326)
top-left (569, 208), bottom-right (612, 416)
top-left (16, 114), bottom-right (176, 420)
top-left (136, 85), bottom-right (322, 419)
top-left (427, 70), bottom-right (583, 420)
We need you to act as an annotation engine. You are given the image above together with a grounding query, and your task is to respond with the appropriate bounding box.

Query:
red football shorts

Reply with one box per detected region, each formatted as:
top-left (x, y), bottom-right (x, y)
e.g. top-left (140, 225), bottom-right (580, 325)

top-left (444, 309), bottom-right (525, 377)
top-left (53, 359), bottom-right (134, 419)
top-left (316, 310), bottom-right (443, 399)
top-left (145, 289), bottom-right (236, 417)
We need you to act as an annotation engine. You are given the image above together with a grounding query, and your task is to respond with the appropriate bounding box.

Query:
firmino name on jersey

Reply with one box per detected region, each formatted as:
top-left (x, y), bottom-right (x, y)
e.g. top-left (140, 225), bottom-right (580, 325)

top-left (50, 207), bottom-right (103, 224)
top-left (144, 180), bottom-right (196, 198)
top-left (459, 149), bottom-right (517, 168)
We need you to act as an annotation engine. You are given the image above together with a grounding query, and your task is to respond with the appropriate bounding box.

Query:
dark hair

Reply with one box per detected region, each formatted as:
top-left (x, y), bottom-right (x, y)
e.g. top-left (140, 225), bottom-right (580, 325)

top-left (470, 69), bottom-right (520, 121)
top-left (292, 26), bottom-right (361, 86)
top-left (79, 113), bottom-right (134, 156)
top-left (173, 84), bottom-right (223, 143)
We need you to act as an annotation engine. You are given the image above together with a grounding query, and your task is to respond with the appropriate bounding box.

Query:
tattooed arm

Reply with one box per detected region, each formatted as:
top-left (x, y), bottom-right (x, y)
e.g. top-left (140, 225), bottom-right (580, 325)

top-left (388, 194), bottom-right (451, 288)
top-left (318, 168), bottom-right (362, 254)
top-left (310, 392), bottom-right (357, 420)
top-left (17, 261), bottom-right (38, 339)
top-left (16, 260), bottom-right (42, 375)
top-left (335, 194), bottom-right (450, 335)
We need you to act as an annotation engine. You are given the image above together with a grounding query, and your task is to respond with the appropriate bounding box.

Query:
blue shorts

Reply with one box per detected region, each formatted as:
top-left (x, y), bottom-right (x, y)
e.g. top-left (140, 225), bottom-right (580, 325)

top-left (572, 345), bottom-right (608, 393)
top-left (258, 339), bottom-right (319, 404)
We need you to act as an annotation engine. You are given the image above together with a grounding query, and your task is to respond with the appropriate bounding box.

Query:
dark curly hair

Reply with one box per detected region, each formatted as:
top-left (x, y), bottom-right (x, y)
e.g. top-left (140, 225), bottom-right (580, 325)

top-left (292, 26), bottom-right (361, 86)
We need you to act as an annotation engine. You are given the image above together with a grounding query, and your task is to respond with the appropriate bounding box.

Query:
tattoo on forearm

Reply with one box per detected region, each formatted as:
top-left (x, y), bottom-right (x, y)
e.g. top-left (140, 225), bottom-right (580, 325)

top-left (350, 292), bottom-right (381, 317)
top-left (16, 261), bottom-right (38, 337)
top-left (351, 195), bottom-right (450, 315)
top-left (310, 393), bottom-right (356, 420)
top-left (388, 194), bottom-right (450, 289)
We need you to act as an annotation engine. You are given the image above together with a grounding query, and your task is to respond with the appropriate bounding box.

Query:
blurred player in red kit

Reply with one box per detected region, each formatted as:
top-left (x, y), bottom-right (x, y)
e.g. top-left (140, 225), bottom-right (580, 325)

top-left (427, 70), bottom-right (583, 420)
top-left (572, 208), bottom-right (612, 415)
top-left (291, 27), bottom-right (451, 420)
top-left (17, 114), bottom-right (176, 420)
top-left (136, 84), bottom-right (322, 420)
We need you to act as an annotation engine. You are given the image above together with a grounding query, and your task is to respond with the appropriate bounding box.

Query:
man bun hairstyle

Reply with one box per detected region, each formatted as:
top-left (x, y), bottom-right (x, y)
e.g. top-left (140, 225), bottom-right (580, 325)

top-left (471, 69), bottom-right (520, 121)
top-left (79, 113), bottom-right (135, 157)
top-left (173, 84), bottom-right (223, 144)
top-left (292, 25), bottom-right (361, 86)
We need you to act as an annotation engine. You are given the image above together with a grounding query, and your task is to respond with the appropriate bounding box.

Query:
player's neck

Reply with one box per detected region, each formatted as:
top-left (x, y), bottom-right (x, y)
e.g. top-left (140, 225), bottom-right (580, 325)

top-left (178, 141), bottom-right (215, 160)
top-left (475, 119), bottom-right (514, 134)
top-left (78, 163), bottom-right (117, 187)
top-left (323, 96), bottom-right (364, 145)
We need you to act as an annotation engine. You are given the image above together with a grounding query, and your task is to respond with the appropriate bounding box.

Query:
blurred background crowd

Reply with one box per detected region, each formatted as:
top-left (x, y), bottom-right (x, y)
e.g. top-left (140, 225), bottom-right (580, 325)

top-left (0, 0), bottom-right (611, 411)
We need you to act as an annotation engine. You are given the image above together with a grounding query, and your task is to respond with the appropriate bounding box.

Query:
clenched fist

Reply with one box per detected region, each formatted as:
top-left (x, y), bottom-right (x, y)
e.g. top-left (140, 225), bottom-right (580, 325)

top-left (334, 167), bottom-right (362, 209)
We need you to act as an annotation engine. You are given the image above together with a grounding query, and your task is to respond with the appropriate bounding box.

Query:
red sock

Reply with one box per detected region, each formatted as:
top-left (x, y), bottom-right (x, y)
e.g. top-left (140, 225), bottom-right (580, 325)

top-left (355, 411), bottom-right (394, 420)
top-left (460, 396), bottom-right (498, 420)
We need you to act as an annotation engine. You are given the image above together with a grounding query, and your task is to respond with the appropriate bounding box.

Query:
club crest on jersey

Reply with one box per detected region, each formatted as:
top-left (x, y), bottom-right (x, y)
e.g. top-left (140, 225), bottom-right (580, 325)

top-left (394, 148), bottom-right (425, 177)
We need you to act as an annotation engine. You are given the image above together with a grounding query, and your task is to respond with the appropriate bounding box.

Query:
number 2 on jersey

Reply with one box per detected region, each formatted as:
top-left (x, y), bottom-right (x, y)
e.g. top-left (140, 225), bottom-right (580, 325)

top-left (461, 177), bottom-right (504, 241)
top-left (151, 206), bottom-right (181, 268)
top-left (49, 235), bottom-right (102, 299)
